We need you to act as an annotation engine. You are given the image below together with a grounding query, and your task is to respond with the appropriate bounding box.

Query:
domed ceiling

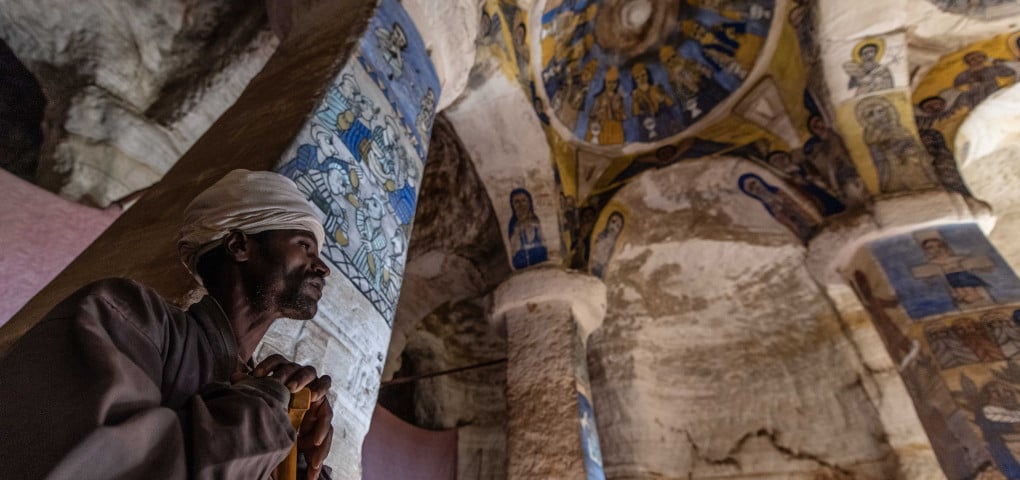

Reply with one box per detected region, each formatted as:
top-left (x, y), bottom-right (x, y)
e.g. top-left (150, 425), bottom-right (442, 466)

top-left (538, 0), bottom-right (776, 146)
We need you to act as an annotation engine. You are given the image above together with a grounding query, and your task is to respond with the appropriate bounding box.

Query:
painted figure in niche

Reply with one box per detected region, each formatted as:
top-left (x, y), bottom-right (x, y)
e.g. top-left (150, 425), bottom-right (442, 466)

top-left (586, 67), bottom-right (625, 145)
top-left (660, 45), bottom-right (711, 119)
top-left (631, 63), bottom-right (673, 139)
top-left (919, 128), bottom-right (971, 195)
top-left (415, 88), bottom-right (436, 142)
top-left (508, 188), bottom-right (549, 269)
top-left (911, 230), bottom-right (997, 309)
top-left (803, 114), bottom-right (867, 207)
top-left (513, 22), bottom-right (530, 82)
top-left (738, 173), bottom-right (819, 242)
top-left (842, 39), bottom-right (895, 96)
top-left (960, 366), bottom-right (1020, 478)
top-left (590, 211), bottom-right (624, 279)
top-left (765, 150), bottom-right (845, 216)
top-left (317, 73), bottom-right (378, 162)
top-left (375, 22), bottom-right (408, 80)
top-left (854, 95), bottom-right (938, 192)
top-left (953, 51), bottom-right (1016, 110)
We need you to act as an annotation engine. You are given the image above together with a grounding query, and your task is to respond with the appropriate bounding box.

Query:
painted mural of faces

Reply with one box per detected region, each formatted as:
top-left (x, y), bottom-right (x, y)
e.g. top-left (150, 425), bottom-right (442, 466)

top-left (859, 43), bottom-right (879, 63)
top-left (965, 51), bottom-right (989, 68)
top-left (855, 96), bottom-right (900, 129)
top-left (511, 191), bottom-right (534, 220)
top-left (606, 212), bottom-right (624, 235)
top-left (922, 238), bottom-right (952, 260)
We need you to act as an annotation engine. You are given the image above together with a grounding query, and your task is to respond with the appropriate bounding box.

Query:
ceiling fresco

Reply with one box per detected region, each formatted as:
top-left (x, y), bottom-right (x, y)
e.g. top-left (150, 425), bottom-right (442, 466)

top-left (537, 0), bottom-right (776, 146)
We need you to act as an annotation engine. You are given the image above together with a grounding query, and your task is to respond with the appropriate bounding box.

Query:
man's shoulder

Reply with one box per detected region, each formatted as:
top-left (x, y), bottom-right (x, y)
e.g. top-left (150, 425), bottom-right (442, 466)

top-left (57, 277), bottom-right (183, 326)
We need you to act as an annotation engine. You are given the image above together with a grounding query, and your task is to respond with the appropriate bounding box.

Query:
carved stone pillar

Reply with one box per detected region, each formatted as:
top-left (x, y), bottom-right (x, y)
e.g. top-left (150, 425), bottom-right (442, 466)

top-left (492, 268), bottom-right (608, 480)
top-left (809, 190), bottom-right (1020, 479)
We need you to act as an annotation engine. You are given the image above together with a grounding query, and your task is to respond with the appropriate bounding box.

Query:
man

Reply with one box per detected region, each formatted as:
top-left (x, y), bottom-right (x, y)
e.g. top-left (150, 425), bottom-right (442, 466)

top-left (0, 169), bottom-right (334, 479)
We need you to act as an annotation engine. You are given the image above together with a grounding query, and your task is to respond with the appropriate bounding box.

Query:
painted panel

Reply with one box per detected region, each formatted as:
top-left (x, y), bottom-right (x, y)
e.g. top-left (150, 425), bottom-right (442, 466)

top-left (275, 0), bottom-right (439, 323)
top-left (538, 0), bottom-right (776, 144)
top-left (823, 34), bottom-right (908, 105)
top-left (870, 224), bottom-right (1020, 320)
top-left (836, 90), bottom-right (939, 194)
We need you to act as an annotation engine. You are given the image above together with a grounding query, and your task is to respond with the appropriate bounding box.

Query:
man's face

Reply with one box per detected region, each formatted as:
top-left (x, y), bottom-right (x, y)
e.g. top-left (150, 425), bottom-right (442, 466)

top-left (249, 229), bottom-right (329, 320)
top-left (965, 52), bottom-right (987, 68)
top-left (921, 98), bottom-right (946, 115)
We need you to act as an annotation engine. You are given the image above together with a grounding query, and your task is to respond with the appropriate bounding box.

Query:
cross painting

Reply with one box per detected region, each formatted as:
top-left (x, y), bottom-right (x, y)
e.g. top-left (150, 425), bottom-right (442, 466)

top-left (870, 224), bottom-right (1020, 320)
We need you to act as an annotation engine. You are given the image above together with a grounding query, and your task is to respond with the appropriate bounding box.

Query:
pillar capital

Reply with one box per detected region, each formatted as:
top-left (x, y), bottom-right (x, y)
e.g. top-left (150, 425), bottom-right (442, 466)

top-left (492, 267), bottom-right (607, 339)
top-left (806, 190), bottom-right (994, 286)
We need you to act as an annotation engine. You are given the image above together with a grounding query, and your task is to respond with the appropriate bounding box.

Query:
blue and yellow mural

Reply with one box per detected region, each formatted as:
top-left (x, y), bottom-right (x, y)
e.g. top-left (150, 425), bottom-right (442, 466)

top-left (276, 0), bottom-right (440, 322)
top-left (870, 224), bottom-right (1020, 320)
top-left (539, 0), bottom-right (775, 144)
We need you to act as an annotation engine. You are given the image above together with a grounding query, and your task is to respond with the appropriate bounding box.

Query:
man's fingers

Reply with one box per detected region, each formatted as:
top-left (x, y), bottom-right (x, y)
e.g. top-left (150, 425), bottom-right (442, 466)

top-left (312, 400), bottom-right (333, 446)
top-left (252, 354), bottom-right (289, 377)
top-left (307, 375), bottom-right (332, 403)
top-left (307, 427), bottom-right (333, 479)
top-left (283, 366), bottom-right (319, 393)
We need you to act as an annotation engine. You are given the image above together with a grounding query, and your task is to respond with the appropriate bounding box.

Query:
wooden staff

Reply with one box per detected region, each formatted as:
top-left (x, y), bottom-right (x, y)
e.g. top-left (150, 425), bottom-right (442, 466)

top-left (275, 388), bottom-right (312, 480)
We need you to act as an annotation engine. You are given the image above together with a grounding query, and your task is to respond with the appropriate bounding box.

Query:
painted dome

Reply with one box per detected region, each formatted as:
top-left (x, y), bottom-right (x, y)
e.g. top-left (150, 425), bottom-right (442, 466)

top-left (538, 0), bottom-right (776, 145)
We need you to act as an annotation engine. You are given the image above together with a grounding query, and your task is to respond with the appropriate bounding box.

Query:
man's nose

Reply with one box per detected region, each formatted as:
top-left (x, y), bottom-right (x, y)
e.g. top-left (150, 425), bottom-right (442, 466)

top-left (313, 256), bottom-right (331, 278)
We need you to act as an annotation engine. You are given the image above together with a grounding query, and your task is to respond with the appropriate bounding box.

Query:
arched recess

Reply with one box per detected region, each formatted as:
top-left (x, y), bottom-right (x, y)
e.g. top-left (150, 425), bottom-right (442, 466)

top-left (586, 157), bottom-right (941, 479)
top-left (955, 82), bottom-right (1020, 271)
top-left (376, 114), bottom-right (512, 479)
top-left (0, 39), bottom-right (45, 180)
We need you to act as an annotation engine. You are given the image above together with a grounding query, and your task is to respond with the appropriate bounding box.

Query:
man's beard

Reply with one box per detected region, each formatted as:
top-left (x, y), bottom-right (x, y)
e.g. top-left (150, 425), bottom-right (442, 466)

top-left (252, 271), bottom-right (322, 319)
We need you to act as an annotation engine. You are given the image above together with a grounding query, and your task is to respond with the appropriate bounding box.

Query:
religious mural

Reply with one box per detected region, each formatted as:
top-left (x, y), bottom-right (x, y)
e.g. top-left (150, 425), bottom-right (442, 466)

top-left (275, 0), bottom-right (440, 323)
top-left (589, 207), bottom-right (626, 279)
top-left (737, 172), bottom-right (821, 243)
top-left (869, 224), bottom-right (1020, 321)
top-left (538, 0), bottom-right (776, 144)
top-left (508, 188), bottom-right (550, 269)
top-left (836, 90), bottom-right (938, 194)
top-left (913, 32), bottom-right (1020, 155)
top-left (826, 35), bottom-right (907, 104)
top-left (926, 0), bottom-right (1020, 18)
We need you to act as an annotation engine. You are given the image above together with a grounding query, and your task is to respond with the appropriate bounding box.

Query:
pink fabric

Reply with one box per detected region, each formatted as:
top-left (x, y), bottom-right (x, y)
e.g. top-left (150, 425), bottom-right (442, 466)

top-left (362, 405), bottom-right (458, 480)
top-left (0, 169), bottom-right (120, 326)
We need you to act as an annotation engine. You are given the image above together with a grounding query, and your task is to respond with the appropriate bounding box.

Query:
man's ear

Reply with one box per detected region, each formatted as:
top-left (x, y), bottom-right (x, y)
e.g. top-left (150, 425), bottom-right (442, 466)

top-left (222, 230), bottom-right (253, 262)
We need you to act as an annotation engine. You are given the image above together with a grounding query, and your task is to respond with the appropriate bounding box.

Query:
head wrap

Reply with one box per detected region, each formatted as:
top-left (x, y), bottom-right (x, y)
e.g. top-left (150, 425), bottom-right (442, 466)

top-left (177, 169), bottom-right (325, 277)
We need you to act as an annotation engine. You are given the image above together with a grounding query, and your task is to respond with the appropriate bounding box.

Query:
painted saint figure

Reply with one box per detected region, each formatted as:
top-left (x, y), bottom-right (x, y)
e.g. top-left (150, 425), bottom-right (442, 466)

top-left (842, 40), bottom-right (895, 96)
top-left (586, 67), bottom-right (625, 145)
top-left (854, 95), bottom-right (938, 192)
top-left (961, 373), bottom-right (1020, 478)
top-left (911, 231), bottom-right (996, 309)
top-left (508, 188), bottom-right (549, 269)
top-left (953, 51), bottom-right (1015, 110)
top-left (919, 128), bottom-right (971, 195)
top-left (738, 173), bottom-right (820, 242)
top-left (375, 22), bottom-right (408, 79)
top-left (590, 211), bottom-right (624, 278)
top-left (630, 62), bottom-right (673, 138)
top-left (802, 114), bottom-right (867, 207)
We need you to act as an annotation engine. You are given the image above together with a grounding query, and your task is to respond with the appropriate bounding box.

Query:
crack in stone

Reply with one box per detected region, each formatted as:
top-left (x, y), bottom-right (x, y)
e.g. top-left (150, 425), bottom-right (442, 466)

top-left (685, 428), bottom-right (857, 478)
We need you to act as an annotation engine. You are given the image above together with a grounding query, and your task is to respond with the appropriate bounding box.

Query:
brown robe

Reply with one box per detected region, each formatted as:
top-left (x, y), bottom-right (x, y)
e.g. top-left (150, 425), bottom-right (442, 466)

top-left (0, 278), bottom-right (295, 479)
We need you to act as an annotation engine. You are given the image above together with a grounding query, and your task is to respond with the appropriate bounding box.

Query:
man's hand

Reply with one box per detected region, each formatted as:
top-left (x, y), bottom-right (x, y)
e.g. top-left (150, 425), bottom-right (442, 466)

top-left (253, 354), bottom-right (334, 480)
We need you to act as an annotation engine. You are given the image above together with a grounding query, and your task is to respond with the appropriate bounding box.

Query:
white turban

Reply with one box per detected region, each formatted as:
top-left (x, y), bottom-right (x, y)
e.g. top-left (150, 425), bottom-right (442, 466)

top-left (177, 169), bottom-right (325, 276)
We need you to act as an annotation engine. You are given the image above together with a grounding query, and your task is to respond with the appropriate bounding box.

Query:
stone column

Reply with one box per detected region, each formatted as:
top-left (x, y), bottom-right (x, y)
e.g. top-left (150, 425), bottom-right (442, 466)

top-left (1, 0), bottom-right (442, 478)
top-left (809, 190), bottom-right (1020, 479)
top-left (492, 268), bottom-right (608, 480)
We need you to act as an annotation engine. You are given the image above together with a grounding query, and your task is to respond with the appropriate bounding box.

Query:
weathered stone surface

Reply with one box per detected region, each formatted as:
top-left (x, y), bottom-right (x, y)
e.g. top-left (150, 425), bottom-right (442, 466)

top-left (587, 158), bottom-right (907, 479)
